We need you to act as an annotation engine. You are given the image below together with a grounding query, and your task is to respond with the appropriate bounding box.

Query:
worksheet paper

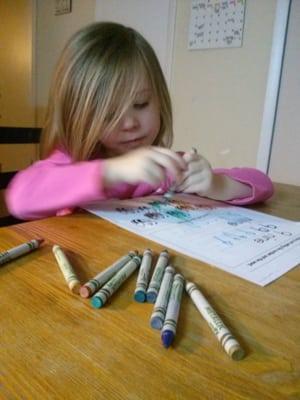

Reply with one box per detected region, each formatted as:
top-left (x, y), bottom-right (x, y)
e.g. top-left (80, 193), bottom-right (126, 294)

top-left (85, 194), bottom-right (300, 286)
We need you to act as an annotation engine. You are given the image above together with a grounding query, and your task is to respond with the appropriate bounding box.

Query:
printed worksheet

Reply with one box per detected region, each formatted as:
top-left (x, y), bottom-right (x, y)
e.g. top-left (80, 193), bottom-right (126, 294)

top-left (85, 194), bottom-right (300, 286)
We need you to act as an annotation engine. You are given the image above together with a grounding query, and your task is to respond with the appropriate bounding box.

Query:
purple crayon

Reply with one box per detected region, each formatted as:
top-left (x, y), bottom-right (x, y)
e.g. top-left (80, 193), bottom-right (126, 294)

top-left (161, 274), bottom-right (185, 348)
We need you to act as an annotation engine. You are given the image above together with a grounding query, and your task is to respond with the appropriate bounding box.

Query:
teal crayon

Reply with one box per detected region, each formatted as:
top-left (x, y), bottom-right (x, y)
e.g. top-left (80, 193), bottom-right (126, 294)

top-left (80, 250), bottom-right (137, 298)
top-left (91, 255), bottom-right (141, 308)
top-left (134, 248), bottom-right (153, 302)
top-left (0, 238), bottom-right (44, 266)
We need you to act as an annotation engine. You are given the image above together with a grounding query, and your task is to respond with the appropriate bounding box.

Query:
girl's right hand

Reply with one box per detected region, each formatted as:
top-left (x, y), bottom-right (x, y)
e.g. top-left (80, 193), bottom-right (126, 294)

top-left (103, 146), bottom-right (187, 188)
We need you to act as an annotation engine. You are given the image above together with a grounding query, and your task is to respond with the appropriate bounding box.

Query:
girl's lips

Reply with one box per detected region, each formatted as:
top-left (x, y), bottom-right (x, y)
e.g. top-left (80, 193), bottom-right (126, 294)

top-left (122, 136), bottom-right (145, 143)
top-left (121, 136), bottom-right (147, 146)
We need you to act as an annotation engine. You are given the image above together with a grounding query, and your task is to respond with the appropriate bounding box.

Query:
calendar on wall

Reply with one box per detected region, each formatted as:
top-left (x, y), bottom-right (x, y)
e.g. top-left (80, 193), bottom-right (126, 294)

top-left (188, 0), bottom-right (246, 50)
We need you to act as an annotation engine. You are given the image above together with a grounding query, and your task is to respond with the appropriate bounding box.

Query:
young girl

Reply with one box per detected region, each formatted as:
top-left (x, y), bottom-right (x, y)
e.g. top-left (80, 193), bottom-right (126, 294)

top-left (6, 22), bottom-right (273, 220)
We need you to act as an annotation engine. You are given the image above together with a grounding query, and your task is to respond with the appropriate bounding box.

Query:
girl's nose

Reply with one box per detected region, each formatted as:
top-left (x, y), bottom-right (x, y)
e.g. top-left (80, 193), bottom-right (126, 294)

top-left (121, 113), bottom-right (139, 131)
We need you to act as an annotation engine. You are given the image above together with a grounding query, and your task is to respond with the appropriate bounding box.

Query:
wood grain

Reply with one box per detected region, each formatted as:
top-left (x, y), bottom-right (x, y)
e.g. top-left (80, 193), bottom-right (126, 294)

top-left (0, 183), bottom-right (299, 399)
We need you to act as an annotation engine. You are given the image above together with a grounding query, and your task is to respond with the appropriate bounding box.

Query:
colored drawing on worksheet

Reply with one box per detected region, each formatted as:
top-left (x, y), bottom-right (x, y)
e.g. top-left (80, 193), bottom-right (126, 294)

top-left (85, 194), bottom-right (300, 286)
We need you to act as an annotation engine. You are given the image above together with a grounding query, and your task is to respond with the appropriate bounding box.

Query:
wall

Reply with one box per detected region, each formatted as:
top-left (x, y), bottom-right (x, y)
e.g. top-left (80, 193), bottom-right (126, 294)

top-left (170, 0), bottom-right (277, 169)
top-left (35, 0), bottom-right (297, 184)
top-left (95, 0), bottom-right (176, 84)
top-left (36, 0), bottom-right (95, 125)
top-left (269, 0), bottom-right (300, 186)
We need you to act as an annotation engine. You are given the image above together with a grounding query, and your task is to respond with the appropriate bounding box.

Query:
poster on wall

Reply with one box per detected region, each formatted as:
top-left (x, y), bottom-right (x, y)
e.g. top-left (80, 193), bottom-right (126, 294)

top-left (188, 0), bottom-right (246, 50)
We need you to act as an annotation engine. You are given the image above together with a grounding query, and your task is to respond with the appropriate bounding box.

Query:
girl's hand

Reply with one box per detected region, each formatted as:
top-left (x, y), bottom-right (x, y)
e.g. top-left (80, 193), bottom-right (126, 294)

top-left (103, 146), bottom-right (187, 188)
top-left (175, 151), bottom-right (214, 196)
top-left (176, 150), bottom-right (252, 201)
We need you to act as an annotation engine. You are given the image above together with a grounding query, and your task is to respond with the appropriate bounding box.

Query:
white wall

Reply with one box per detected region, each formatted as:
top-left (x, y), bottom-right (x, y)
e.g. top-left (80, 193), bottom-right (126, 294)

top-left (171, 0), bottom-right (277, 169)
top-left (95, 0), bottom-right (176, 84)
top-left (36, 0), bottom-right (95, 125)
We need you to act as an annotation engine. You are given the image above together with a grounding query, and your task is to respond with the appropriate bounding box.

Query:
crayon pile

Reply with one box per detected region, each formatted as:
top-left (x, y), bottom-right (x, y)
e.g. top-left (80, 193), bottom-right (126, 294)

top-left (53, 244), bottom-right (245, 360)
top-left (0, 239), bottom-right (245, 360)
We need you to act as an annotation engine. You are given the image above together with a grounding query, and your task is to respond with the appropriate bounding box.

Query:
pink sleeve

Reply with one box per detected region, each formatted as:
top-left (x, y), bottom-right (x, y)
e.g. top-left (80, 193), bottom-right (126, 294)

top-left (5, 150), bottom-right (108, 220)
top-left (5, 149), bottom-right (175, 220)
top-left (213, 167), bottom-right (274, 205)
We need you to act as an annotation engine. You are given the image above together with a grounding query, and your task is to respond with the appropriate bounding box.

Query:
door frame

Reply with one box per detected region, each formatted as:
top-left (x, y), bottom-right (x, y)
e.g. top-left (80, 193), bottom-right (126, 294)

top-left (256, 0), bottom-right (291, 173)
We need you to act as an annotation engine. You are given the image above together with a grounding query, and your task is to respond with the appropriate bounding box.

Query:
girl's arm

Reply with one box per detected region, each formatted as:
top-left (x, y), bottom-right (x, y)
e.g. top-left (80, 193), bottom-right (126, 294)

top-left (5, 150), bottom-right (108, 220)
top-left (6, 147), bottom-right (185, 220)
top-left (211, 167), bottom-right (274, 205)
top-left (176, 152), bottom-right (274, 205)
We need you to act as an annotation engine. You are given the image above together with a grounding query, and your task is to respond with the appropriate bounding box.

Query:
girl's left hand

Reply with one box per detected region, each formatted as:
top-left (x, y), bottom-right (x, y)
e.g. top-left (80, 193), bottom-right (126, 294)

top-left (175, 151), bottom-right (214, 196)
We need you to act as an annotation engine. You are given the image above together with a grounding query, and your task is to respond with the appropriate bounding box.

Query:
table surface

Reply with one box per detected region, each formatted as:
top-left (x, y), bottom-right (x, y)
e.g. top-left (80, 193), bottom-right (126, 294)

top-left (1, 183), bottom-right (299, 399)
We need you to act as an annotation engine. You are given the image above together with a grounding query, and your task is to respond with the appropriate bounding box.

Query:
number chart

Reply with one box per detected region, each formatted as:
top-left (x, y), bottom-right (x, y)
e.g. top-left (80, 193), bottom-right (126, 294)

top-left (188, 0), bottom-right (246, 50)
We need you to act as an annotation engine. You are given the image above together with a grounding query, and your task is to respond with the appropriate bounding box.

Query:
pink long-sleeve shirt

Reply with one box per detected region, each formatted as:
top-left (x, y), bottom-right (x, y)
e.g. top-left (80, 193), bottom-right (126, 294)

top-left (6, 149), bottom-right (274, 220)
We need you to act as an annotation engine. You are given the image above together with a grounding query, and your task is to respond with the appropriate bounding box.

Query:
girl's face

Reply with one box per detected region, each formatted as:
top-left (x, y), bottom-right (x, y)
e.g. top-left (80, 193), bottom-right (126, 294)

top-left (101, 78), bottom-right (161, 156)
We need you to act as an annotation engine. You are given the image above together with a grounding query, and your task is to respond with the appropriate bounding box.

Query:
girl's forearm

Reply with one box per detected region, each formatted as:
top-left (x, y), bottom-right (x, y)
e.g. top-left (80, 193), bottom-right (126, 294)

top-left (205, 174), bottom-right (252, 201)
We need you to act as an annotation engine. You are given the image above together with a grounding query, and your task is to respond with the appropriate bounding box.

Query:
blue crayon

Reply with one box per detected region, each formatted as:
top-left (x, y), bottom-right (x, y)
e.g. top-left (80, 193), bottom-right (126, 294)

top-left (150, 266), bottom-right (175, 330)
top-left (161, 274), bottom-right (185, 348)
top-left (161, 330), bottom-right (174, 348)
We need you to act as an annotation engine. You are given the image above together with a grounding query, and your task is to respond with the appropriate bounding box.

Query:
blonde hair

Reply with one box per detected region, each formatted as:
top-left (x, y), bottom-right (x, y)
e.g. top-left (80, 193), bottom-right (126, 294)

top-left (41, 22), bottom-right (173, 161)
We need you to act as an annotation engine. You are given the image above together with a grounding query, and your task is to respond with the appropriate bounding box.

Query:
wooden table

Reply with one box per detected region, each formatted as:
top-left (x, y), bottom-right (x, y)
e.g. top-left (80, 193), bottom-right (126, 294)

top-left (1, 183), bottom-right (299, 399)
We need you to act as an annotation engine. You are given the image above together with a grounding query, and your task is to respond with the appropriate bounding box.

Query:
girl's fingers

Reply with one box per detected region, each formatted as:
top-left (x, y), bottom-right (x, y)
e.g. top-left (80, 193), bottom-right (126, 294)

top-left (152, 147), bottom-right (187, 171)
top-left (148, 149), bottom-right (186, 179)
top-left (142, 164), bottom-right (166, 185)
top-left (179, 160), bottom-right (203, 182)
top-left (176, 172), bottom-right (202, 192)
top-left (176, 170), bottom-right (212, 193)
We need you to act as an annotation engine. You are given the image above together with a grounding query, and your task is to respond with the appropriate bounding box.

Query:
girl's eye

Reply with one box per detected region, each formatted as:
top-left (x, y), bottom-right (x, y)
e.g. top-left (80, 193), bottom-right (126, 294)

top-left (134, 101), bottom-right (149, 109)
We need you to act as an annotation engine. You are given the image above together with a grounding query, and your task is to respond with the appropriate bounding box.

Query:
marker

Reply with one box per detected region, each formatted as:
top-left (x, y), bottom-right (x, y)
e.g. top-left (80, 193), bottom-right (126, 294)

top-left (146, 250), bottom-right (169, 303)
top-left (52, 245), bottom-right (81, 294)
top-left (150, 265), bottom-right (175, 330)
top-left (163, 147), bottom-right (198, 202)
top-left (80, 250), bottom-right (137, 298)
top-left (0, 238), bottom-right (44, 266)
top-left (91, 255), bottom-right (141, 308)
top-left (161, 273), bottom-right (185, 348)
top-left (186, 281), bottom-right (245, 361)
top-left (134, 248), bottom-right (153, 302)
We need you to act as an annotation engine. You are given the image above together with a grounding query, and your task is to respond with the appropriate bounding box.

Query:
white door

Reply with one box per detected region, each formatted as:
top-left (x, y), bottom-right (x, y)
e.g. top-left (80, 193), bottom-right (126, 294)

top-left (269, 0), bottom-right (300, 186)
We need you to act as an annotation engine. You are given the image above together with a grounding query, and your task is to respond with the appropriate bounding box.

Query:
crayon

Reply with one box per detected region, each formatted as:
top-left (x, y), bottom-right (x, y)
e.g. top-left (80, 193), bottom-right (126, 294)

top-left (161, 273), bottom-right (185, 348)
top-left (186, 281), bottom-right (245, 361)
top-left (134, 248), bottom-right (153, 302)
top-left (80, 250), bottom-right (137, 298)
top-left (52, 245), bottom-right (81, 294)
top-left (150, 265), bottom-right (175, 330)
top-left (0, 238), bottom-right (44, 266)
top-left (91, 255), bottom-right (141, 308)
top-left (146, 250), bottom-right (169, 303)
